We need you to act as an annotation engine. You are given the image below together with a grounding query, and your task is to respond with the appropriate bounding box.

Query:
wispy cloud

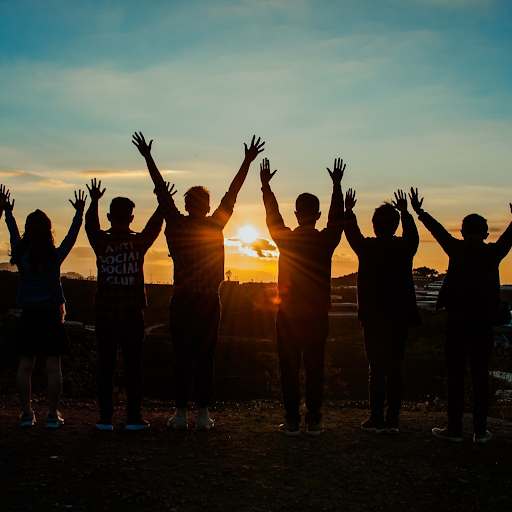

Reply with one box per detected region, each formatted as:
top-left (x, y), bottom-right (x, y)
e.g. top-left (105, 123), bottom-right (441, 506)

top-left (225, 237), bottom-right (279, 259)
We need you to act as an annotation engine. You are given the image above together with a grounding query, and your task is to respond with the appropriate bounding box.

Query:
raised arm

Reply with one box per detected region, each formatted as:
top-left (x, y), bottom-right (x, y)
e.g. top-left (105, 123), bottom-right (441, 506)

top-left (325, 158), bottom-right (345, 244)
top-left (409, 187), bottom-right (456, 255)
top-left (494, 203), bottom-right (512, 260)
top-left (260, 158), bottom-right (290, 243)
top-left (85, 178), bottom-right (105, 250)
top-left (57, 190), bottom-right (86, 263)
top-left (393, 189), bottom-right (419, 254)
top-left (211, 135), bottom-right (265, 228)
top-left (344, 188), bottom-right (365, 254)
top-left (0, 186), bottom-right (20, 247)
top-left (139, 184), bottom-right (175, 250)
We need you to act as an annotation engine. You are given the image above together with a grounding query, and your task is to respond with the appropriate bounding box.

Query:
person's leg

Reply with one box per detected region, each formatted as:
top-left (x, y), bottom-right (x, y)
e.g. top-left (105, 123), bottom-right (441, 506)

top-left (170, 292), bottom-right (195, 409)
top-left (363, 325), bottom-right (386, 422)
top-left (444, 317), bottom-right (469, 432)
top-left (276, 309), bottom-right (302, 424)
top-left (45, 356), bottom-right (62, 416)
top-left (119, 312), bottom-right (145, 422)
top-left (469, 324), bottom-right (494, 435)
top-left (17, 357), bottom-right (36, 413)
top-left (384, 326), bottom-right (408, 424)
top-left (193, 293), bottom-right (221, 409)
top-left (95, 317), bottom-right (119, 422)
top-left (302, 313), bottom-right (328, 425)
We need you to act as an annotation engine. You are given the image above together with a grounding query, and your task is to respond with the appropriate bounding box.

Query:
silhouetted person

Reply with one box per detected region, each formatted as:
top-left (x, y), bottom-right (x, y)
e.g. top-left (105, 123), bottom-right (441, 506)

top-left (410, 188), bottom-right (512, 443)
top-left (85, 179), bottom-right (164, 431)
top-left (133, 131), bottom-right (264, 430)
top-left (344, 189), bottom-right (420, 434)
top-left (0, 184), bottom-right (85, 428)
top-left (260, 157), bottom-right (345, 436)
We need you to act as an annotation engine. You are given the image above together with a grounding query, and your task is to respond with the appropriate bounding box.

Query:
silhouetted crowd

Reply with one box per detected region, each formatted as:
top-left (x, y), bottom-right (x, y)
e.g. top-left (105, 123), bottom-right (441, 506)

top-left (1, 133), bottom-right (511, 444)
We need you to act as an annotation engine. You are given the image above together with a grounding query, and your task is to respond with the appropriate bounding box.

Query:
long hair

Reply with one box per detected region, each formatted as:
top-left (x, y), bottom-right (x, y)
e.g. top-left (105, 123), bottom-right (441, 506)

top-left (10, 210), bottom-right (58, 271)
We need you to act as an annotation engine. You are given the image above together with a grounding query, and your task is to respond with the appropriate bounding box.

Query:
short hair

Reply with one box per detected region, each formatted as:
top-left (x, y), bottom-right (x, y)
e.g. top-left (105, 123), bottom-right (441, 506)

top-left (184, 186), bottom-right (210, 213)
top-left (462, 214), bottom-right (488, 237)
top-left (295, 193), bottom-right (320, 216)
top-left (109, 197), bottom-right (135, 219)
top-left (372, 203), bottom-right (400, 237)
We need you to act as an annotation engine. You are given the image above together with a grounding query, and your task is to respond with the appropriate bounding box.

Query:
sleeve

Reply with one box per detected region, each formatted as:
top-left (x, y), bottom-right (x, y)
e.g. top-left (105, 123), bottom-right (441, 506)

top-left (261, 184), bottom-right (291, 245)
top-left (344, 210), bottom-right (365, 255)
top-left (85, 201), bottom-right (101, 252)
top-left (139, 206), bottom-right (164, 251)
top-left (494, 221), bottom-right (512, 261)
top-left (154, 182), bottom-right (186, 229)
top-left (418, 211), bottom-right (457, 256)
top-left (210, 191), bottom-right (236, 229)
top-left (400, 210), bottom-right (419, 256)
top-left (56, 210), bottom-right (83, 263)
top-left (4, 210), bottom-right (21, 249)
top-left (323, 183), bottom-right (344, 249)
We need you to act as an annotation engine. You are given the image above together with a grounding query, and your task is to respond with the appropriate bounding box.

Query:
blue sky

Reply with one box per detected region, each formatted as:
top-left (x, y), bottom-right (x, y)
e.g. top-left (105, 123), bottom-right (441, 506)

top-left (1, 0), bottom-right (512, 282)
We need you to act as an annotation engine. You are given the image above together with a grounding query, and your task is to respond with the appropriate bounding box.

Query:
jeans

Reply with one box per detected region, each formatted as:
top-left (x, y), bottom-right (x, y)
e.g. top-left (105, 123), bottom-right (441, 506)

top-left (96, 312), bottom-right (145, 421)
top-left (169, 290), bottom-right (221, 408)
top-left (363, 323), bottom-right (408, 422)
top-left (276, 309), bottom-right (329, 423)
top-left (444, 316), bottom-right (494, 434)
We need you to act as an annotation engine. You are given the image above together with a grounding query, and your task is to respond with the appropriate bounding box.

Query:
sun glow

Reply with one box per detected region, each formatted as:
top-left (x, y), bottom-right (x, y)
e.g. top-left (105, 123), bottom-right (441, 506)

top-left (238, 226), bottom-right (258, 244)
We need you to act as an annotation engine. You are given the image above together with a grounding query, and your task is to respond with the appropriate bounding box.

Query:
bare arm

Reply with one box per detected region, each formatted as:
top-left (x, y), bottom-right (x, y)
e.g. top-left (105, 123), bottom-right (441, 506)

top-left (325, 158), bottom-right (345, 244)
top-left (344, 189), bottom-right (365, 253)
top-left (393, 189), bottom-right (419, 253)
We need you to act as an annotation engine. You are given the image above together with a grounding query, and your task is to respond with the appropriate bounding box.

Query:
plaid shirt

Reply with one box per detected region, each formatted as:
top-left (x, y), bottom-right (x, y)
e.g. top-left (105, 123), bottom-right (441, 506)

top-left (155, 182), bottom-right (235, 293)
top-left (85, 202), bottom-right (163, 318)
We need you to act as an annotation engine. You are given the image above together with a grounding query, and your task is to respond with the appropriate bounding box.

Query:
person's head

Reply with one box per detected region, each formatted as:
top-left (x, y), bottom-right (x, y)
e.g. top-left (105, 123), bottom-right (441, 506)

top-left (372, 203), bottom-right (400, 238)
top-left (11, 209), bottom-right (56, 268)
top-left (294, 193), bottom-right (321, 227)
top-left (184, 186), bottom-right (210, 218)
top-left (107, 197), bottom-right (135, 229)
top-left (461, 213), bottom-right (488, 240)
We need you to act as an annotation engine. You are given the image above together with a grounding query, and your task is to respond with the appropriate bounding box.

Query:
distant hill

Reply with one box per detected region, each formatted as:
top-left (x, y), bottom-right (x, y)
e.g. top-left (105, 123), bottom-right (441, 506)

top-left (0, 262), bottom-right (14, 272)
top-left (332, 272), bottom-right (357, 286)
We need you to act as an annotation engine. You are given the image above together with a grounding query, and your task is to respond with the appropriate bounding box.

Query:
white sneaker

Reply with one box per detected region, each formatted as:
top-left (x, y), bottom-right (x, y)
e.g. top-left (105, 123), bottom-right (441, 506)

top-left (167, 408), bottom-right (188, 430)
top-left (46, 411), bottom-right (64, 428)
top-left (197, 408), bottom-right (214, 431)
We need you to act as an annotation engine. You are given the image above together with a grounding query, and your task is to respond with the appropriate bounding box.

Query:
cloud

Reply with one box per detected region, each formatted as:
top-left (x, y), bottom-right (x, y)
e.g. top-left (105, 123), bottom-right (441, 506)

top-left (0, 169), bottom-right (45, 181)
top-left (69, 246), bottom-right (95, 259)
top-left (144, 249), bottom-right (172, 264)
top-left (332, 253), bottom-right (357, 263)
top-left (78, 169), bottom-right (181, 178)
top-left (225, 237), bottom-right (279, 259)
top-left (40, 179), bottom-right (72, 187)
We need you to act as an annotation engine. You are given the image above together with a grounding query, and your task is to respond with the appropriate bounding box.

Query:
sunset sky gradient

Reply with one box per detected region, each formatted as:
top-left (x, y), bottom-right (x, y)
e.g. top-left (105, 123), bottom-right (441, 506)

top-left (1, 0), bottom-right (512, 283)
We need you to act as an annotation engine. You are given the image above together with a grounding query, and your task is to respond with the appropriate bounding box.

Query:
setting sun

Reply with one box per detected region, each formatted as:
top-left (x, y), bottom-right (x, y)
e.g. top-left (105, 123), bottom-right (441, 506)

top-left (238, 226), bottom-right (258, 244)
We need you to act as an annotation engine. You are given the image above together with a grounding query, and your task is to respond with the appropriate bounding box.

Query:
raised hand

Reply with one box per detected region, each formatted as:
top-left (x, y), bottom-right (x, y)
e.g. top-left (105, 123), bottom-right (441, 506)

top-left (69, 189), bottom-right (87, 211)
top-left (0, 184), bottom-right (14, 212)
top-left (260, 158), bottom-right (277, 186)
top-left (132, 131), bottom-right (153, 158)
top-left (409, 187), bottom-right (424, 214)
top-left (392, 189), bottom-right (408, 212)
top-left (244, 135), bottom-right (265, 163)
top-left (327, 158), bottom-right (346, 185)
top-left (345, 188), bottom-right (357, 211)
top-left (86, 178), bottom-right (106, 202)
top-left (164, 181), bottom-right (177, 197)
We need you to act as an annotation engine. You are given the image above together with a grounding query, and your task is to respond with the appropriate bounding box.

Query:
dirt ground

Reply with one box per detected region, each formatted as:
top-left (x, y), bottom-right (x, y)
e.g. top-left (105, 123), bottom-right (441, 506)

top-left (1, 397), bottom-right (511, 512)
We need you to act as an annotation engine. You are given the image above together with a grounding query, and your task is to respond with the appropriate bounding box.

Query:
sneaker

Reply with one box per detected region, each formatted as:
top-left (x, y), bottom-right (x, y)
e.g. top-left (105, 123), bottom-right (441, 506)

top-left (95, 419), bottom-right (114, 431)
top-left (278, 421), bottom-right (300, 437)
top-left (431, 427), bottom-right (463, 442)
top-left (386, 419), bottom-right (399, 434)
top-left (167, 408), bottom-right (188, 430)
top-left (306, 422), bottom-right (325, 436)
top-left (361, 417), bottom-right (386, 434)
top-left (473, 430), bottom-right (492, 444)
top-left (125, 417), bottom-right (150, 430)
top-left (46, 411), bottom-right (64, 428)
top-left (197, 408), bottom-right (215, 431)
top-left (20, 411), bottom-right (36, 427)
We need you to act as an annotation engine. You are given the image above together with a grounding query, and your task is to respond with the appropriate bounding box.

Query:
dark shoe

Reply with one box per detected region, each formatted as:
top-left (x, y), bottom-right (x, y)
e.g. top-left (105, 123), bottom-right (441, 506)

top-left (125, 417), bottom-right (150, 431)
top-left (473, 430), bottom-right (492, 443)
top-left (306, 421), bottom-right (325, 436)
top-left (20, 411), bottom-right (36, 427)
top-left (386, 419), bottom-right (399, 434)
top-left (45, 411), bottom-right (64, 428)
top-left (95, 419), bottom-right (114, 431)
top-left (278, 421), bottom-right (300, 437)
top-left (432, 427), bottom-right (463, 442)
top-left (361, 417), bottom-right (386, 434)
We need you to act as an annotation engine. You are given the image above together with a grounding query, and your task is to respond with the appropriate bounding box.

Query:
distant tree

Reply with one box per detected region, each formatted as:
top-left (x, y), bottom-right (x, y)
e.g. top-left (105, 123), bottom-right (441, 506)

top-left (225, 269), bottom-right (232, 281)
top-left (412, 266), bottom-right (439, 278)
